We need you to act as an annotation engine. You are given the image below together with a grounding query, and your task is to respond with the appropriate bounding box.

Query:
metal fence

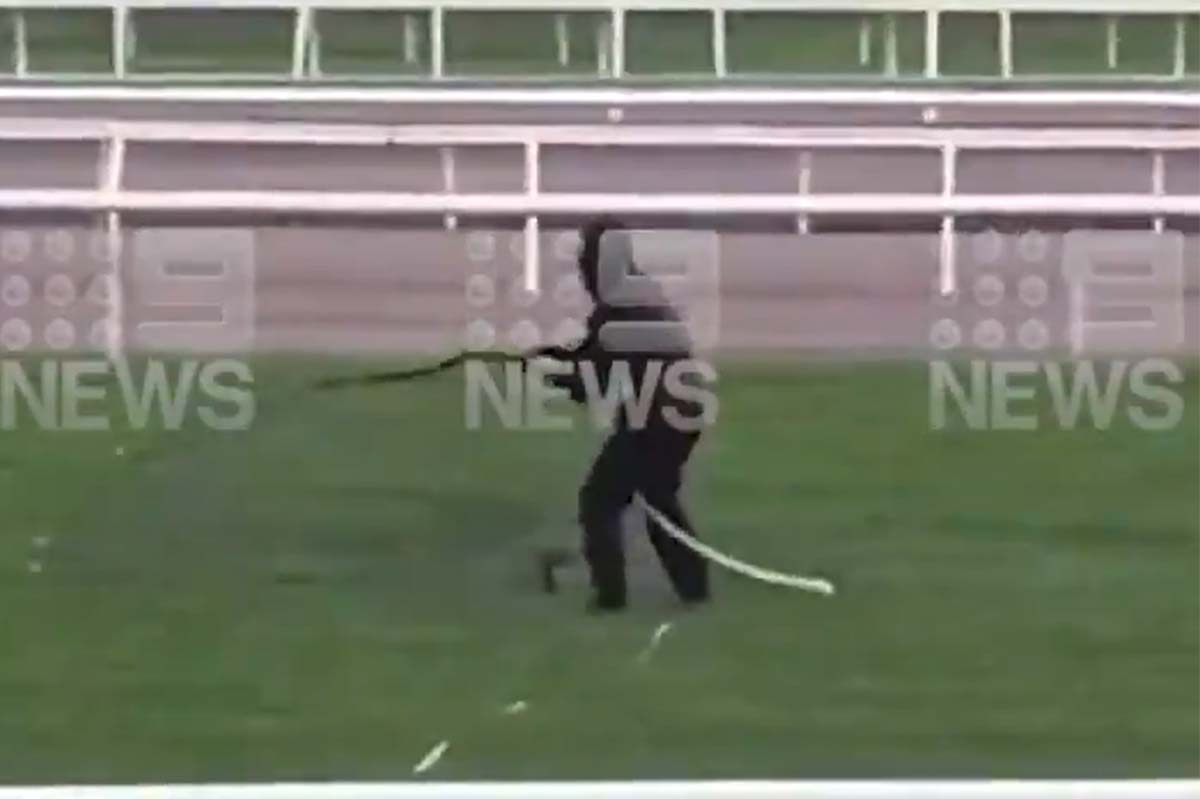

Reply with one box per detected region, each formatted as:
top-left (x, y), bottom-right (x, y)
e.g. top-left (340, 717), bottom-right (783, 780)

top-left (1, 114), bottom-right (1196, 355)
top-left (0, 0), bottom-right (1197, 82)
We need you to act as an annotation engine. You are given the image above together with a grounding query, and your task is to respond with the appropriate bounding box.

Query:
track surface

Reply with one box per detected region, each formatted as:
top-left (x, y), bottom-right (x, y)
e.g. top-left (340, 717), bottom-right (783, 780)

top-left (0, 95), bottom-right (1195, 355)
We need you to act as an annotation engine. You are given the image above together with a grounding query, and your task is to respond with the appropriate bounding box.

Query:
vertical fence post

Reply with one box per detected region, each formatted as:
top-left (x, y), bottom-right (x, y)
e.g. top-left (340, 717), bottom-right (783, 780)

top-left (924, 9), bottom-right (940, 78)
top-left (555, 13), bottom-right (570, 68)
top-left (1151, 151), bottom-right (1165, 234)
top-left (858, 17), bottom-right (872, 66)
top-left (796, 151), bottom-right (812, 235)
top-left (1105, 14), bottom-right (1119, 70)
top-left (999, 10), bottom-right (1013, 78)
top-left (292, 6), bottom-right (312, 80)
top-left (307, 12), bottom-right (323, 77)
top-left (596, 15), bottom-right (609, 74)
top-left (712, 7), bottom-right (726, 77)
top-left (112, 4), bottom-right (128, 78)
top-left (404, 12), bottom-right (419, 65)
top-left (939, 142), bottom-right (957, 297)
top-left (1172, 15), bottom-right (1186, 78)
top-left (12, 11), bottom-right (27, 77)
top-left (431, 5), bottom-right (445, 78)
top-left (440, 146), bottom-right (457, 231)
top-left (612, 6), bottom-right (625, 77)
top-left (523, 141), bottom-right (541, 294)
top-left (883, 13), bottom-right (898, 77)
top-left (98, 130), bottom-right (126, 361)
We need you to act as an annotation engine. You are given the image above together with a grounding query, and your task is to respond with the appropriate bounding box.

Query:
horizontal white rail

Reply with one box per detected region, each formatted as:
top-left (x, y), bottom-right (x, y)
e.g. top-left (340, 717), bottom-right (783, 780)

top-left (2, 119), bottom-right (1199, 150)
top-left (0, 85), bottom-right (1197, 107)
top-left (3, 190), bottom-right (1197, 216)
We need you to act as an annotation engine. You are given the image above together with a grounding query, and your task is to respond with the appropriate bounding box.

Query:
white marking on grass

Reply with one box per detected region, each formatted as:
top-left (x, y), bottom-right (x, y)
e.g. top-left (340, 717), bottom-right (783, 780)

top-left (27, 559), bottom-right (43, 574)
top-left (501, 700), bottom-right (529, 715)
top-left (31, 535), bottom-right (51, 550)
top-left (637, 621), bottom-right (673, 664)
top-left (412, 740), bottom-right (450, 775)
top-left (114, 446), bottom-right (125, 457)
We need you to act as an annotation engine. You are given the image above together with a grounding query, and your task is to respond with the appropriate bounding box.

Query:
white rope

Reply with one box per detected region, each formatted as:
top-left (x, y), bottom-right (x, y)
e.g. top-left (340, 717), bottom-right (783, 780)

top-left (636, 495), bottom-right (835, 597)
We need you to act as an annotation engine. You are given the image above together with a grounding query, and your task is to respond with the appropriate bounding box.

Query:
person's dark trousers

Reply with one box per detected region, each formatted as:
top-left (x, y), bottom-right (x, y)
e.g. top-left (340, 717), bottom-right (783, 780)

top-left (578, 425), bottom-right (709, 609)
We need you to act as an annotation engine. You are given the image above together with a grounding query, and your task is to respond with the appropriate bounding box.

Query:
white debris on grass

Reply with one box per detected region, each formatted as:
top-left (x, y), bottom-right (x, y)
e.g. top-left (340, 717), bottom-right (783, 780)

top-left (31, 535), bottom-right (51, 550)
top-left (412, 740), bottom-right (450, 775)
top-left (502, 700), bottom-right (529, 716)
top-left (27, 560), bottom-right (43, 574)
top-left (637, 621), bottom-right (674, 664)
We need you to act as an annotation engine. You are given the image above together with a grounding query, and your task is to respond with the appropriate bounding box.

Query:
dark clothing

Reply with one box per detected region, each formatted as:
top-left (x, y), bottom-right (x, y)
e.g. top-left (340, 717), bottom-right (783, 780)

top-left (579, 425), bottom-right (708, 607)
top-left (542, 278), bottom-right (710, 608)
top-left (542, 283), bottom-right (705, 435)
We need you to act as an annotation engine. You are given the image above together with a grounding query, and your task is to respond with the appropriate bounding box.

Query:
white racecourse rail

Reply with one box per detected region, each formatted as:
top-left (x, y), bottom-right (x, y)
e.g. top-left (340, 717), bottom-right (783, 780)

top-left (0, 111), bottom-right (1196, 356)
top-left (3, 781), bottom-right (1200, 798)
top-left (0, 115), bottom-right (1196, 290)
top-left (0, 0), bottom-right (1198, 80)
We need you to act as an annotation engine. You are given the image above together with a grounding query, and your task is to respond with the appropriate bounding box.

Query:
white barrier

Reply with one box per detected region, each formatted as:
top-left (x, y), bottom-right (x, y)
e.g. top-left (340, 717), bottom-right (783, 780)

top-left (4, 781), bottom-right (1200, 798)
top-left (0, 0), bottom-right (1197, 81)
top-left (0, 117), bottom-right (1196, 355)
top-left (1, 84), bottom-right (1199, 106)
top-left (0, 117), bottom-right (1196, 291)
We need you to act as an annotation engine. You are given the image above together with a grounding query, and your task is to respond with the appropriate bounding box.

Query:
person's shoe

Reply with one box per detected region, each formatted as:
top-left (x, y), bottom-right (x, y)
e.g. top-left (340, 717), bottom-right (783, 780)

top-left (587, 593), bottom-right (627, 613)
top-left (679, 583), bottom-right (710, 608)
top-left (537, 548), bottom-right (573, 594)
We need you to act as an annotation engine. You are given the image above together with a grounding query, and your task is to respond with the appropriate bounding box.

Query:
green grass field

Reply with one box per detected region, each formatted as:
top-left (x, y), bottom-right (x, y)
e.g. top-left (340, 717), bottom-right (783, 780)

top-left (0, 9), bottom-right (1196, 79)
top-left (1, 357), bottom-right (1196, 782)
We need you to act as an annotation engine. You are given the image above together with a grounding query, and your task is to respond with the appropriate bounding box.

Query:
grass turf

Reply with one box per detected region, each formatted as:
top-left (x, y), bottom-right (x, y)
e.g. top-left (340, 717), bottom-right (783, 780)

top-left (0, 9), bottom-right (1196, 78)
top-left (0, 357), bottom-right (1196, 782)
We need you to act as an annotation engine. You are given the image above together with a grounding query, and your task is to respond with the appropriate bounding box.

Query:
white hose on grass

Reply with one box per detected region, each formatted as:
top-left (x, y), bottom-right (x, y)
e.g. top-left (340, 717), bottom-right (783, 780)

top-left (636, 495), bottom-right (836, 596)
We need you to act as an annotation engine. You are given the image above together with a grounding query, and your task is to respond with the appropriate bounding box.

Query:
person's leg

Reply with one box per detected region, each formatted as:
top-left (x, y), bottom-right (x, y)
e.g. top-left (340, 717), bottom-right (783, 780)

top-left (639, 432), bottom-right (710, 604)
top-left (578, 431), bottom-right (637, 610)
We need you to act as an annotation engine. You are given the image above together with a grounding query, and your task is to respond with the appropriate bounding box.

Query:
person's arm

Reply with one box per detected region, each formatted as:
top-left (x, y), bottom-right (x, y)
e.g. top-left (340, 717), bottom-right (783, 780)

top-left (536, 307), bottom-right (609, 402)
top-left (531, 306), bottom-right (607, 362)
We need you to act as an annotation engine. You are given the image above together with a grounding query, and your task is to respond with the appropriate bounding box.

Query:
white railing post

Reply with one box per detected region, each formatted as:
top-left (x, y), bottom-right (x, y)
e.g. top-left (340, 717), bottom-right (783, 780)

top-left (596, 15), bottom-right (609, 74)
top-left (939, 142), bottom-right (957, 296)
top-left (796, 150), bottom-right (812, 234)
top-left (431, 5), bottom-right (445, 78)
top-left (998, 10), bottom-right (1013, 78)
top-left (1151, 150), bottom-right (1165, 234)
top-left (555, 12), bottom-right (570, 68)
top-left (404, 12), bottom-right (419, 65)
top-left (1105, 14), bottom-right (1119, 70)
top-left (98, 129), bottom-right (126, 361)
top-left (440, 145), bottom-right (457, 230)
top-left (924, 9), bottom-right (940, 78)
top-left (523, 140), bottom-right (541, 294)
top-left (308, 16), bottom-right (322, 77)
top-left (1171, 15), bottom-right (1186, 78)
top-left (858, 17), bottom-right (872, 67)
top-left (612, 6), bottom-right (625, 78)
top-left (292, 6), bottom-right (313, 80)
top-left (883, 13), bottom-right (898, 77)
top-left (11, 10), bottom-right (26, 77)
top-left (712, 7), bottom-right (727, 78)
top-left (112, 4), bottom-right (128, 78)
top-left (127, 7), bottom-right (138, 63)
